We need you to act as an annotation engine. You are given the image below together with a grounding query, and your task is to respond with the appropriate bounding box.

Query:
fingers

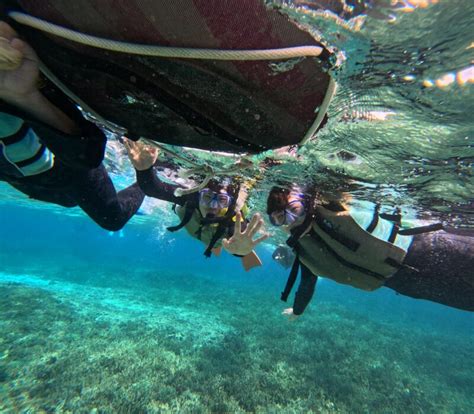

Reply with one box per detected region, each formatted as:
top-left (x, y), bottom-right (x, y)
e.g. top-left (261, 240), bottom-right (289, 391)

top-left (252, 232), bottom-right (270, 247)
top-left (249, 215), bottom-right (265, 239)
top-left (123, 138), bottom-right (137, 157)
top-left (0, 21), bottom-right (18, 40)
top-left (244, 213), bottom-right (264, 239)
top-left (234, 210), bottom-right (242, 234)
top-left (123, 138), bottom-right (132, 151)
top-left (0, 22), bottom-right (37, 65)
top-left (0, 22), bottom-right (23, 71)
top-left (0, 37), bottom-right (22, 70)
top-left (149, 146), bottom-right (159, 159)
top-left (245, 213), bottom-right (259, 230)
top-left (9, 38), bottom-right (36, 62)
top-left (233, 212), bottom-right (268, 244)
top-left (124, 139), bottom-right (154, 157)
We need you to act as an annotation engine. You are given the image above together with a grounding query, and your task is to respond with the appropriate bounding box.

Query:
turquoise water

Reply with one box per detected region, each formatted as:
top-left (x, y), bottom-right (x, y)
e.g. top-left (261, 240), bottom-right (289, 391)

top-left (1, 205), bottom-right (473, 413)
top-left (1, 0), bottom-right (474, 413)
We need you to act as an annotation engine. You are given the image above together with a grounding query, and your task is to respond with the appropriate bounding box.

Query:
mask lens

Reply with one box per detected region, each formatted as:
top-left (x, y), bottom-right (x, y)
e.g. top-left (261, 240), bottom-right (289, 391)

top-left (217, 194), bottom-right (231, 208)
top-left (269, 198), bottom-right (305, 226)
top-left (284, 210), bottom-right (299, 226)
top-left (199, 190), bottom-right (213, 205)
top-left (287, 200), bottom-right (304, 217)
top-left (270, 211), bottom-right (286, 226)
top-left (200, 189), bottom-right (231, 209)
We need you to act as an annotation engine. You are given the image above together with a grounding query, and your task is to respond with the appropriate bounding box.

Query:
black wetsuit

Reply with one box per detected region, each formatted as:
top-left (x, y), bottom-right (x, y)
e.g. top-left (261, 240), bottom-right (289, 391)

top-left (136, 166), bottom-right (188, 206)
top-left (136, 166), bottom-right (245, 256)
top-left (0, 89), bottom-right (145, 231)
top-left (292, 229), bottom-right (474, 314)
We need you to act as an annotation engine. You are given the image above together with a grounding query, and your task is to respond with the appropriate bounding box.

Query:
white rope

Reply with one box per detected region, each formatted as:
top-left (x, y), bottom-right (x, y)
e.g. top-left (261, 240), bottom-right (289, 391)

top-left (299, 77), bottom-right (337, 145)
top-left (9, 11), bottom-right (324, 61)
top-left (140, 138), bottom-right (259, 196)
top-left (173, 155), bottom-right (255, 196)
top-left (5, 10), bottom-right (335, 191)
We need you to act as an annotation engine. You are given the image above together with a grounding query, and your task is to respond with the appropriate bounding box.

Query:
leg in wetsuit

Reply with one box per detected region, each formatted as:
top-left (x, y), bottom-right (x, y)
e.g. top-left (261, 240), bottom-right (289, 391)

top-left (385, 229), bottom-right (474, 312)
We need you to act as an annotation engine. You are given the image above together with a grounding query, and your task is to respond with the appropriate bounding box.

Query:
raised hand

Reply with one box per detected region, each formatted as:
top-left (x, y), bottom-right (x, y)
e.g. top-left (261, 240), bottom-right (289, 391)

top-left (222, 211), bottom-right (269, 256)
top-left (123, 138), bottom-right (159, 171)
top-left (0, 21), bottom-right (40, 101)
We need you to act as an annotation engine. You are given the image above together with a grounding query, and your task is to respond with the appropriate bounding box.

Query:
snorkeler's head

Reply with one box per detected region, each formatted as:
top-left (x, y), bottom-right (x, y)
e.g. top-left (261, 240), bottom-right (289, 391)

top-left (198, 179), bottom-right (236, 217)
top-left (266, 186), bottom-right (307, 229)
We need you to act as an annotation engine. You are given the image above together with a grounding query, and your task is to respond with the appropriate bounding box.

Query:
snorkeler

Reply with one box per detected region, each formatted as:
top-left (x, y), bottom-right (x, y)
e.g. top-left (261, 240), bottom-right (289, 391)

top-left (266, 185), bottom-right (473, 318)
top-left (0, 22), bottom-right (145, 230)
top-left (125, 140), bottom-right (269, 271)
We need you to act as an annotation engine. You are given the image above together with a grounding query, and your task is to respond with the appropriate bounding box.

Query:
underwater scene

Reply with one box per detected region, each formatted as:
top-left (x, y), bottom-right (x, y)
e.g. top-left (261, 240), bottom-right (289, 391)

top-left (0, 0), bottom-right (473, 413)
top-left (1, 205), bottom-right (473, 413)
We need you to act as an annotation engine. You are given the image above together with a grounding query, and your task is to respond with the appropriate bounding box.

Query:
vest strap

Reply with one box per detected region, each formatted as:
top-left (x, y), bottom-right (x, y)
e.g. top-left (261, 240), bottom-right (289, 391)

top-left (387, 223), bottom-right (399, 243)
top-left (204, 225), bottom-right (228, 258)
top-left (202, 183), bottom-right (241, 257)
top-left (380, 209), bottom-right (402, 225)
top-left (167, 201), bottom-right (196, 232)
top-left (385, 257), bottom-right (419, 273)
top-left (308, 229), bottom-right (388, 281)
top-left (286, 213), bottom-right (314, 249)
top-left (366, 203), bottom-right (380, 233)
top-left (398, 223), bottom-right (443, 235)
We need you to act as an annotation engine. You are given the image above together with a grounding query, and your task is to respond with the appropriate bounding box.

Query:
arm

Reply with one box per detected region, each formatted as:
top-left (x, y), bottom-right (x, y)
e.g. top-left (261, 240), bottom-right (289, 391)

top-left (240, 251), bottom-right (263, 272)
top-left (2, 90), bottom-right (77, 134)
top-left (0, 22), bottom-right (105, 169)
top-left (124, 139), bottom-right (188, 205)
top-left (292, 264), bottom-right (318, 315)
top-left (0, 22), bottom-right (76, 134)
top-left (136, 167), bottom-right (187, 205)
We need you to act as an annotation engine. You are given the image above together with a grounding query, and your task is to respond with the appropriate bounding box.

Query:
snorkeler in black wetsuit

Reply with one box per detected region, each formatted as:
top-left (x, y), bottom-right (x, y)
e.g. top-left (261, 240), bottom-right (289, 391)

top-left (383, 228), bottom-right (474, 311)
top-left (124, 139), bottom-right (269, 271)
top-left (266, 186), bottom-right (474, 317)
top-left (0, 22), bottom-right (144, 231)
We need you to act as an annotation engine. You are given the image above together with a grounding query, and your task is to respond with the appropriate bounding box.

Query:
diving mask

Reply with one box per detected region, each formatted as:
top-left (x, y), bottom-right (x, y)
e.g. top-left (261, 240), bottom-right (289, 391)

top-left (199, 188), bottom-right (233, 209)
top-left (269, 194), bottom-right (306, 226)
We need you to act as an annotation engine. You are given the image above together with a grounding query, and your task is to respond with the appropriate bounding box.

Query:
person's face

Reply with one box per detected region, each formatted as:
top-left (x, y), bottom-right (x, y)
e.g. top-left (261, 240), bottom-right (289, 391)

top-left (198, 187), bottom-right (232, 217)
top-left (269, 192), bottom-right (306, 232)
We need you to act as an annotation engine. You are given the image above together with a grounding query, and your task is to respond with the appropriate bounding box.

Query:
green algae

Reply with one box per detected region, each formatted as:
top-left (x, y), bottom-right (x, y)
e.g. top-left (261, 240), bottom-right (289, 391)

top-left (1, 270), bottom-right (472, 414)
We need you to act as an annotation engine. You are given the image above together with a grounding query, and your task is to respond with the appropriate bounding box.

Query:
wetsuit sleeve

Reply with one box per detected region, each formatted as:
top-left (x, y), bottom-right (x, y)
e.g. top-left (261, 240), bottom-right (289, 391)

top-left (30, 121), bottom-right (106, 169)
top-left (37, 86), bottom-right (106, 169)
top-left (0, 93), bottom-right (106, 170)
top-left (136, 166), bottom-right (187, 205)
top-left (293, 264), bottom-right (318, 315)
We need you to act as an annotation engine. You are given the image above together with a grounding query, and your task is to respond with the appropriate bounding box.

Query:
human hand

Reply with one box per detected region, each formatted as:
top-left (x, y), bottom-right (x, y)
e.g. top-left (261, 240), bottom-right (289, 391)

top-left (222, 211), bottom-right (269, 256)
top-left (0, 21), bottom-right (40, 102)
top-left (282, 307), bottom-right (300, 321)
top-left (123, 138), bottom-right (159, 170)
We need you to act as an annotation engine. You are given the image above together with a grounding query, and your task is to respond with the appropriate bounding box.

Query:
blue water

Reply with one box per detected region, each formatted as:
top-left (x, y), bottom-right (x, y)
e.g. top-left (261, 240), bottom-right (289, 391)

top-left (1, 204), bottom-right (473, 413)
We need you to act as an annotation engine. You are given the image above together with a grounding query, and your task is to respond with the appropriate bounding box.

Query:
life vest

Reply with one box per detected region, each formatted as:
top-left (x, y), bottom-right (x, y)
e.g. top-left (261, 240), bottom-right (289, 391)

top-left (175, 204), bottom-right (230, 251)
top-left (167, 190), bottom-right (246, 257)
top-left (293, 204), bottom-right (415, 290)
top-left (0, 112), bottom-right (54, 178)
